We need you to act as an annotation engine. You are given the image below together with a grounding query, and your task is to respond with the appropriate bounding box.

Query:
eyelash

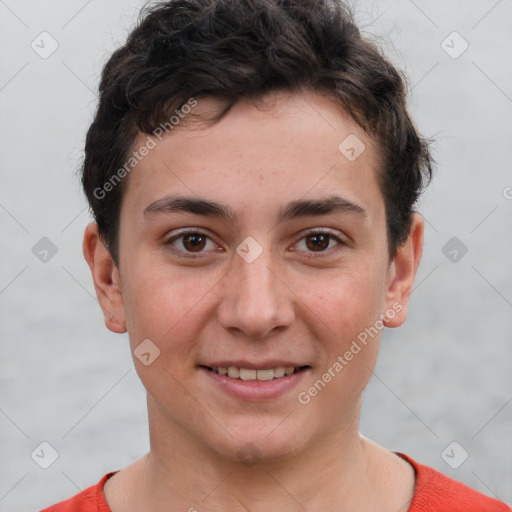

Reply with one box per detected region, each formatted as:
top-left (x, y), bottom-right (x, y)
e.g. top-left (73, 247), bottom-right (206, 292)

top-left (163, 229), bottom-right (346, 259)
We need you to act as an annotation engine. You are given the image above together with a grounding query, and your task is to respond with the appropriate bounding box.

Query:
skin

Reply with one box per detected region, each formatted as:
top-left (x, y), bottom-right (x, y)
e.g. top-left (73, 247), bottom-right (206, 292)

top-left (83, 89), bottom-right (424, 512)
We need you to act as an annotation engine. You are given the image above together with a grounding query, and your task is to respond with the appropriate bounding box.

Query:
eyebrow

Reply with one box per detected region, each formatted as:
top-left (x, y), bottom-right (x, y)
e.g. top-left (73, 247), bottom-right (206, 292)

top-left (143, 194), bottom-right (366, 223)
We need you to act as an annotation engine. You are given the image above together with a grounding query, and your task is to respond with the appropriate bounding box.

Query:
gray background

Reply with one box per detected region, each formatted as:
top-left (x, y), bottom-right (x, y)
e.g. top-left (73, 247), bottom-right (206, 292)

top-left (0, 0), bottom-right (511, 510)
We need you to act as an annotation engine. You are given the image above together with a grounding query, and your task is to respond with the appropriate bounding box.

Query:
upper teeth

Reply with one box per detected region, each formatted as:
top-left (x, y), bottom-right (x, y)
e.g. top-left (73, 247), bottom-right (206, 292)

top-left (212, 366), bottom-right (297, 381)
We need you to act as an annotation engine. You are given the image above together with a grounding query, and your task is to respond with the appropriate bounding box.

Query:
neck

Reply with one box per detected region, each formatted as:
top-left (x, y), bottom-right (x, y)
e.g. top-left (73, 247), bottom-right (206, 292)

top-left (125, 397), bottom-right (401, 512)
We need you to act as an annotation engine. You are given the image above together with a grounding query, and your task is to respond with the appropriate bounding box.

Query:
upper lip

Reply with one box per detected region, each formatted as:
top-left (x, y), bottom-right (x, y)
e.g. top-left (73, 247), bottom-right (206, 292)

top-left (199, 360), bottom-right (310, 370)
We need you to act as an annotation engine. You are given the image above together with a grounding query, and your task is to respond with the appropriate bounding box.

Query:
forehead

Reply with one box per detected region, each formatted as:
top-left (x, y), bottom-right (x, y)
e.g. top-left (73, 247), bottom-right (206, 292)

top-left (121, 89), bottom-right (383, 226)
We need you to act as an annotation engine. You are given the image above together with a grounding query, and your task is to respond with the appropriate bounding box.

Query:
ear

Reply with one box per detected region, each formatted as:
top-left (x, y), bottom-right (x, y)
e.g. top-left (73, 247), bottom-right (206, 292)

top-left (383, 213), bottom-right (424, 328)
top-left (82, 222), bottom-right (127, 333)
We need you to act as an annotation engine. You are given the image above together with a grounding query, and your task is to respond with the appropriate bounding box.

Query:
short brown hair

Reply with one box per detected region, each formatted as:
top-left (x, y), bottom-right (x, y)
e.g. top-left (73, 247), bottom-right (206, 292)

top-left (81, 0), bottom-right (434, 266)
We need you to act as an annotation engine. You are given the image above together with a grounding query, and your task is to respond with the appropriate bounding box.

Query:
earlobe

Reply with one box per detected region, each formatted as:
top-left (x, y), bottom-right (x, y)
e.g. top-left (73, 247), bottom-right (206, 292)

top-left (383, 214), bottom-right (424, 328)
top-left (82, 222), bottom-right (127, 333)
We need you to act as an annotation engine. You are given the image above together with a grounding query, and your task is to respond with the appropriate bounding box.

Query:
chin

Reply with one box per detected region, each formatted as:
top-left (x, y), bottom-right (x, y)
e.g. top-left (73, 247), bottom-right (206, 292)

top-left (203, 419), bottom-right (312, 465)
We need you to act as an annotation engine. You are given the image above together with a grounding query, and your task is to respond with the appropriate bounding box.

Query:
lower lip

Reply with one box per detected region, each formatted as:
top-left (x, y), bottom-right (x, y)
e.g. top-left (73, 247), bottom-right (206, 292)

top-left (199, 366), bottom-right (311, 401)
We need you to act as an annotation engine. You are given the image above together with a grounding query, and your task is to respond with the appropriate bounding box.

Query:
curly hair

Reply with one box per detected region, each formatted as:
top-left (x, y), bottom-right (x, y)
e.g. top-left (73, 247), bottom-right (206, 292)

top-left (81, 0), bottom-right (434, 266)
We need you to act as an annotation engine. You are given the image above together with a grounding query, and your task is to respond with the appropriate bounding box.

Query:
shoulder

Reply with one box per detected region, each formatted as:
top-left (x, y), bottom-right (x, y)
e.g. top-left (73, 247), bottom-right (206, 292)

top-left (40, 472), bottom-right (117, 512)
top-left (397, 453), bottom-right (511, 512)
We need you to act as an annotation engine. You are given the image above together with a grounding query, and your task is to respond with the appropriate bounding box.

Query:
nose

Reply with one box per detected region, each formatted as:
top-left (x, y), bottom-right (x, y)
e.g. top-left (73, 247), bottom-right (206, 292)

top-left (217, 244), bottom-right (295, 340)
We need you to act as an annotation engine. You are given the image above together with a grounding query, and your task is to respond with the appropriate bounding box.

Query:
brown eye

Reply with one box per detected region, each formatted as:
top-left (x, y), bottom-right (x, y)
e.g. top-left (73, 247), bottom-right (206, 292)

top-left (182, 233), bottom-right (207, 252)
top-left (305, 233), bottom-right (331, 252)
top-left (294, 230), bottom-right (346, 258)
top-left (164, 231), bottom-right (218, 258)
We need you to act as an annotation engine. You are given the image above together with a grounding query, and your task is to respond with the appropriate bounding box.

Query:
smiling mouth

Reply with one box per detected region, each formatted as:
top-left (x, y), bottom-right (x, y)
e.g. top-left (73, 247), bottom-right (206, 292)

top-left (200, 365), bottom-right (311, 381)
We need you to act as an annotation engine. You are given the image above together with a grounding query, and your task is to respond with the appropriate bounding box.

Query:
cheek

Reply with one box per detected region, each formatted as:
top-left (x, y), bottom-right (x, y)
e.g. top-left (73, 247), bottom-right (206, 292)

top-left (121, 261), bottom-right (221, 360)
top-left (301, 263), bottom-right (386, 337)
top-left (295, 265), bottom-right (385, 394)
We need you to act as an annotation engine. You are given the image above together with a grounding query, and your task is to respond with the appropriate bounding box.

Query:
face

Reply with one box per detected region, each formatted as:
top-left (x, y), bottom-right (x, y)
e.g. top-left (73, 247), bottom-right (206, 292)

top-left (84, 89), bottom-right (423, 463)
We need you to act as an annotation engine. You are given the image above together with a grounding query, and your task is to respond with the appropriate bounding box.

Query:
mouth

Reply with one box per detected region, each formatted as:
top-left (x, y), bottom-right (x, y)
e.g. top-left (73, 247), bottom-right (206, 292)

top-left (199, 365), bottom-right (311, 381)
top-left (198, 363), bottom-right (312, 401)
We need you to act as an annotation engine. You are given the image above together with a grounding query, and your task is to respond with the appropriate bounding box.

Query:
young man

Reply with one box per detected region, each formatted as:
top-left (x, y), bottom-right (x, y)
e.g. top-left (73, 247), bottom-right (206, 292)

top-left (42, 0), bottom-right (510, 510)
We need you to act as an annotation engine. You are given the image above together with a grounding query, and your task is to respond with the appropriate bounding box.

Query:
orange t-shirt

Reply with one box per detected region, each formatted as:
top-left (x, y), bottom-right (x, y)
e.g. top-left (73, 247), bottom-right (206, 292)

top-left (40, 452), bottom-right (511, 511)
